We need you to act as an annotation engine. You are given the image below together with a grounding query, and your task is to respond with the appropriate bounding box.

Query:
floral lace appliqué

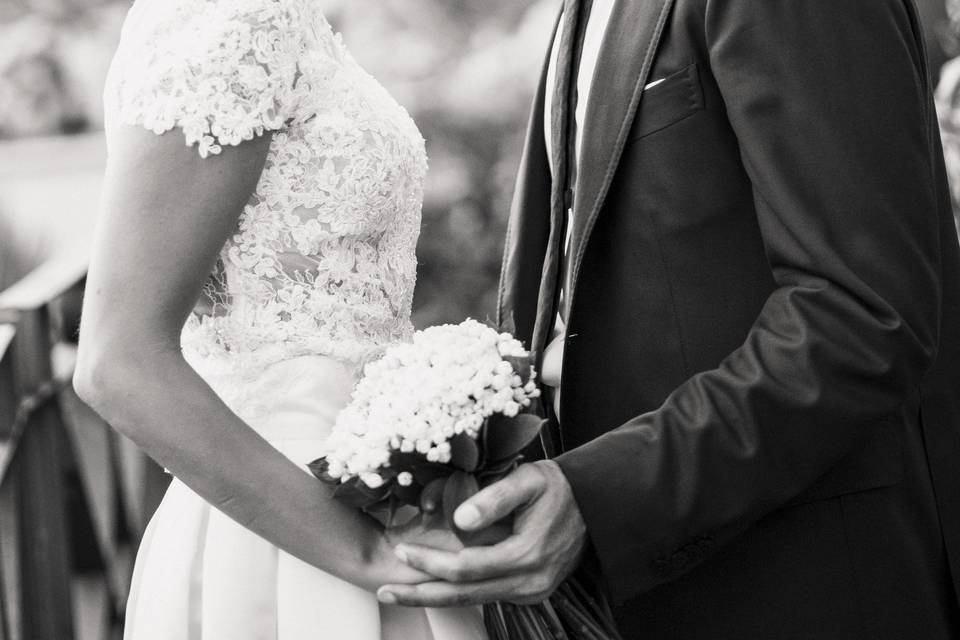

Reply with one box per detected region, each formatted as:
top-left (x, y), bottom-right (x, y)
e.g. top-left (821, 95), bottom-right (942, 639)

top-left (103, 0), bottom-right (428, 405)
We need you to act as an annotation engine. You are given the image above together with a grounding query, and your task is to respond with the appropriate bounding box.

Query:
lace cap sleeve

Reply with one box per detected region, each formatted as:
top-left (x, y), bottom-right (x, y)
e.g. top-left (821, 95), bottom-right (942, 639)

top-left (115, 0), bottom-right (309, 158)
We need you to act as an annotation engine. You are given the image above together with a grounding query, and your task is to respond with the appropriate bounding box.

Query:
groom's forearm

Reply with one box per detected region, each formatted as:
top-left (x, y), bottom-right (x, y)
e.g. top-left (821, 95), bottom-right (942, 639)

top-left (558, 0), bottom-right (942, 603)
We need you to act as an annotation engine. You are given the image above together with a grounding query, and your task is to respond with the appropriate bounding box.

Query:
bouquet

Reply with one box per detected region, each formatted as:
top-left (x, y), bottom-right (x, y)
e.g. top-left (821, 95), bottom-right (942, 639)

top-left (310, 319), bottom-right (621, 640)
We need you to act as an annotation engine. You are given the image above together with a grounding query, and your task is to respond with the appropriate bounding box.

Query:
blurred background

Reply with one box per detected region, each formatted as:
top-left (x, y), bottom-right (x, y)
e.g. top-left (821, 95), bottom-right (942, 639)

top-left (0, 0), bottom-right (558, 325)
top-left (1, 1), bottom-right (960, 639)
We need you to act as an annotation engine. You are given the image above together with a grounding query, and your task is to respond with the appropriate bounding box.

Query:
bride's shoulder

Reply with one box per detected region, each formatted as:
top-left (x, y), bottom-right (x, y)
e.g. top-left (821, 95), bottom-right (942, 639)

top-left (111, 0), bottom-right (326, 157)
top-left (122, 0), bottom-right (320, 59)
top-left (129, 0), bottom-right (315, 30)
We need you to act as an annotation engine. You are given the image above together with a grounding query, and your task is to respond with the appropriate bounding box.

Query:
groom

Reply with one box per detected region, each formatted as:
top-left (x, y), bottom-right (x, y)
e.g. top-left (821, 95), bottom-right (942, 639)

top-left (380, 0), bottom-right (960, 636)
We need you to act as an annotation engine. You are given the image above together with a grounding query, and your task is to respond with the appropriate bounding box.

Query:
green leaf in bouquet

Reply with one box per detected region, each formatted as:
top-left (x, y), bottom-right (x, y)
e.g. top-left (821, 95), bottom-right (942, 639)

top-left (503, 354), bottom-right (533, 382)
top-left (307, 457), bottom-right (335, 483)
top-left (442, 470), bottom-right (480, 536)
top-left (449, 431), bottom-right (480, 472)
top-left (388, 451), bottom-right (452, 488)
top-left (391, 480), bottom-right (422, 507)
top-left (482, 413), bottom-right (546, 465)
top-left (420, 477), bottom-right (447, 514)
top-left (477, 456), bottom-right (520, 485)
top-left (389, 451), bottom-right (425, 472)
top-left (364, 495), bottom-right (398, 526)
top-left (377, 467), bottom-right (399, 483)
top-left (332, 477), bottom-right (390, 510)
top-left (412, 461), bottom-right (453, 486)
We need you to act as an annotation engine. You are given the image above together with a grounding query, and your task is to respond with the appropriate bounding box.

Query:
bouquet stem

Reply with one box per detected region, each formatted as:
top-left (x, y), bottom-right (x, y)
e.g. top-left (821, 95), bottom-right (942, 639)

top-left (482, 579), bottom-right (621, 640)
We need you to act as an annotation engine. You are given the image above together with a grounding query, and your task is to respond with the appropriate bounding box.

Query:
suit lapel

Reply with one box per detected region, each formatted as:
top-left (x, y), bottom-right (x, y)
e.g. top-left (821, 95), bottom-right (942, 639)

top-left (499, 0), bottom-right (677, 347)
top-left (496, 9), bottom-right (563, 346)
top-left (565, 0), bottom-right (676, 313)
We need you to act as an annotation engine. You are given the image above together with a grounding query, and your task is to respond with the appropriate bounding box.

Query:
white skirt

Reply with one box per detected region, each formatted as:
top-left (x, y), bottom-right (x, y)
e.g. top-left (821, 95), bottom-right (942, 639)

top-left (123, 355), bottom-right (486, 640)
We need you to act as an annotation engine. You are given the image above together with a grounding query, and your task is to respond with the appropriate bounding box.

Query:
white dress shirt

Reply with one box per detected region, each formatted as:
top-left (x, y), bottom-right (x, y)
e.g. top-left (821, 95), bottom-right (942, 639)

top-left (543, 0), bottom-right (618, 177)
top-left (541, 0), bottom-right (617, 407)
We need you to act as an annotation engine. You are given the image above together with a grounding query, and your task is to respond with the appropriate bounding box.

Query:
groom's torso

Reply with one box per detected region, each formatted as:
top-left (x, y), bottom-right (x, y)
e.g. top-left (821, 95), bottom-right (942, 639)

top-left (499, 0), bottom-right (960, 637)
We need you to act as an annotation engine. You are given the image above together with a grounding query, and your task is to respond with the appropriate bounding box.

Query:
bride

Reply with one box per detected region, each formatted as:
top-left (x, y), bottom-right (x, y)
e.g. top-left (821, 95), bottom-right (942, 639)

top-left (73, 0), bottom-right (486, 638)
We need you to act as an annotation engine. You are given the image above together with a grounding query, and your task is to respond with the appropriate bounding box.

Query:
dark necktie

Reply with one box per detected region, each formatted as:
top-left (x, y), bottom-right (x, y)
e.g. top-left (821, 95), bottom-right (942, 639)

top-left (531, 0), bottom-right (594, 360)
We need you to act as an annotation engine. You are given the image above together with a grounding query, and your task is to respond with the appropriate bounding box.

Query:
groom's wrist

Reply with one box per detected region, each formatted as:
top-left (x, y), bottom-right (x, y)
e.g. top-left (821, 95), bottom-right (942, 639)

top-left (556, 443), bottom-right (663, 603)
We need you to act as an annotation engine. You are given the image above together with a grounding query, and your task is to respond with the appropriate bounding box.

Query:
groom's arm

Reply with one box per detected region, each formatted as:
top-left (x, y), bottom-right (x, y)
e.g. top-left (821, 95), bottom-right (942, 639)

top-left (556, 0), bottom-right (943, 600)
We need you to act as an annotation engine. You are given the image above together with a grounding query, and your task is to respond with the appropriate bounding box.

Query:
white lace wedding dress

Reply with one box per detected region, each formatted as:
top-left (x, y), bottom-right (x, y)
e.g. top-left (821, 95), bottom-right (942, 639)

top-left (102, 0), bottom-right (486, 637)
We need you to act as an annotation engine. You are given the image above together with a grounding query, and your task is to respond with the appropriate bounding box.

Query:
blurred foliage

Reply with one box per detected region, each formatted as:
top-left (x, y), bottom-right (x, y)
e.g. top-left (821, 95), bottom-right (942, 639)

top-left (918, 0), bottom-right (952, 75)
top-left (940, 0), bottom-right (960, 233)
top-left (0, 0), bottom-right (125, 137)
top-left (0, 214), bottom-right (32, 290)
top-left (0, 0), bottom-right (557, 326)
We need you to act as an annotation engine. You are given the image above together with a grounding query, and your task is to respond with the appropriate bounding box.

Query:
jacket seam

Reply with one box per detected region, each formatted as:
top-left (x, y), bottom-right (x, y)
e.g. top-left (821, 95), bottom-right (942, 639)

top-left (839, 494), bottom-right (871, 640)
top-left (643, 209), bottom-right (692, 377)
top-left (625, 108), bottom-right (700, 145)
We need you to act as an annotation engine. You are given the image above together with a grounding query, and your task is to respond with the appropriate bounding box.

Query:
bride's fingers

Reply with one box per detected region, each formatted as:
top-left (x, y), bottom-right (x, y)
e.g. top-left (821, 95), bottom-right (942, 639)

top-left (377, 575), bottom-right (538, 608)
top-left (394, 537), bottom-right (526, 583)
top-left (384, 558), bottom-right (436, 586)
top-left (372, 538), bottom-right (438, 586)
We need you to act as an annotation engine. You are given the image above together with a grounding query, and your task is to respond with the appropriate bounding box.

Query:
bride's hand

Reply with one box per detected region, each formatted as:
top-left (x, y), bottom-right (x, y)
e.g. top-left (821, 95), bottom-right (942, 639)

top-left (360, 511), bottom-right (463, 592)
top-left (361, 534), bottom-right (435, 592)
top-left (357, 510), bottom-right (452, 591)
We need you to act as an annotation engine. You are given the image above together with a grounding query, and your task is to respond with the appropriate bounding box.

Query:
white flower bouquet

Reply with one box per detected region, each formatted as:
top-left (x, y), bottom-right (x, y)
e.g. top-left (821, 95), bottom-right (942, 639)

top-left (310, 319), bottom-right (621, 640)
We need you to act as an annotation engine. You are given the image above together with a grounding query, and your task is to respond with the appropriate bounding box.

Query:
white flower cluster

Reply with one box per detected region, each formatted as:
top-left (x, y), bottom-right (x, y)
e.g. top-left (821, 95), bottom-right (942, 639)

top-left (322, 319), bottom-right (540, 488)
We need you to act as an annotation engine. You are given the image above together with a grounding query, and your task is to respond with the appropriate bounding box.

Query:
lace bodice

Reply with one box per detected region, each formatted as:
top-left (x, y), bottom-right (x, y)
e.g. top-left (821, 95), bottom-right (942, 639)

top-left (103, 0), bottom-right (427, 393)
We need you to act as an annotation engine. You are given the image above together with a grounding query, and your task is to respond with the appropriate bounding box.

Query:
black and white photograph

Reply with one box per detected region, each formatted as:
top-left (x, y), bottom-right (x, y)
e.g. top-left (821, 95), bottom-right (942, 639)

top-left (1, 0), bottom-right (959, 638)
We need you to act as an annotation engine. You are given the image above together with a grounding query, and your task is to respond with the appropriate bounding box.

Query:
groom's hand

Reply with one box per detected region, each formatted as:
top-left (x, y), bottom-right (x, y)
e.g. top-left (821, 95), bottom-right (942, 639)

top-left (377, 460), bottom-right (587, 607)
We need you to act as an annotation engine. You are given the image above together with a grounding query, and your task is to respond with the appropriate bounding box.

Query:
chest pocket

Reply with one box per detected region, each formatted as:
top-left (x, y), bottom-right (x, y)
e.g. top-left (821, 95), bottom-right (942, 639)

top-left (628, 62), bottom-right (704, 141)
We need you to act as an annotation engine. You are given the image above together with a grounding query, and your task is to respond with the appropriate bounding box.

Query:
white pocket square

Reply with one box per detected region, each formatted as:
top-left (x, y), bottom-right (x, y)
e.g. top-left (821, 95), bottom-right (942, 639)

top-left (644, 77), bottom-right (666, 91)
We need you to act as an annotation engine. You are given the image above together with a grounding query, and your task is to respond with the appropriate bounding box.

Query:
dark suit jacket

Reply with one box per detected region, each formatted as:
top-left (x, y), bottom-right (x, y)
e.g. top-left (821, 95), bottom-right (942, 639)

top-left (498, 0), bottom-right (960, 637)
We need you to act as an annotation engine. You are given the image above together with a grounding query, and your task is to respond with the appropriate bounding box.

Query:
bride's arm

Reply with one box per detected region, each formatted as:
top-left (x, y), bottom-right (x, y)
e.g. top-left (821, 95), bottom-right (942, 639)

top-left (74, 125), bottom-right (425, 592)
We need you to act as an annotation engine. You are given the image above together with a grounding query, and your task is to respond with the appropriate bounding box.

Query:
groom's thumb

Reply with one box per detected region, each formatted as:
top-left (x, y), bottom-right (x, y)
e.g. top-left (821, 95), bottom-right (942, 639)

top-left (454, 468), bottom-right (535, 531)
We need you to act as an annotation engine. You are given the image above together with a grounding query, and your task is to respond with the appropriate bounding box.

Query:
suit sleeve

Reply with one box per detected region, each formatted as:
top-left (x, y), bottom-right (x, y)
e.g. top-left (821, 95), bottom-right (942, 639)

top-left (556, 0), bottom-right (943, 601)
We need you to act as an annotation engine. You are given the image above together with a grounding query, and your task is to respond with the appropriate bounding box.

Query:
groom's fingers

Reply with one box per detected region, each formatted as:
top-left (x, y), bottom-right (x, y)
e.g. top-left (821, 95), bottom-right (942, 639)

top-left (394, 538), bottom-right (527, 583)
top-left (453, 465), bottom-right (539, 531)
top-left (378, 575), bottom-right (548, 608)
